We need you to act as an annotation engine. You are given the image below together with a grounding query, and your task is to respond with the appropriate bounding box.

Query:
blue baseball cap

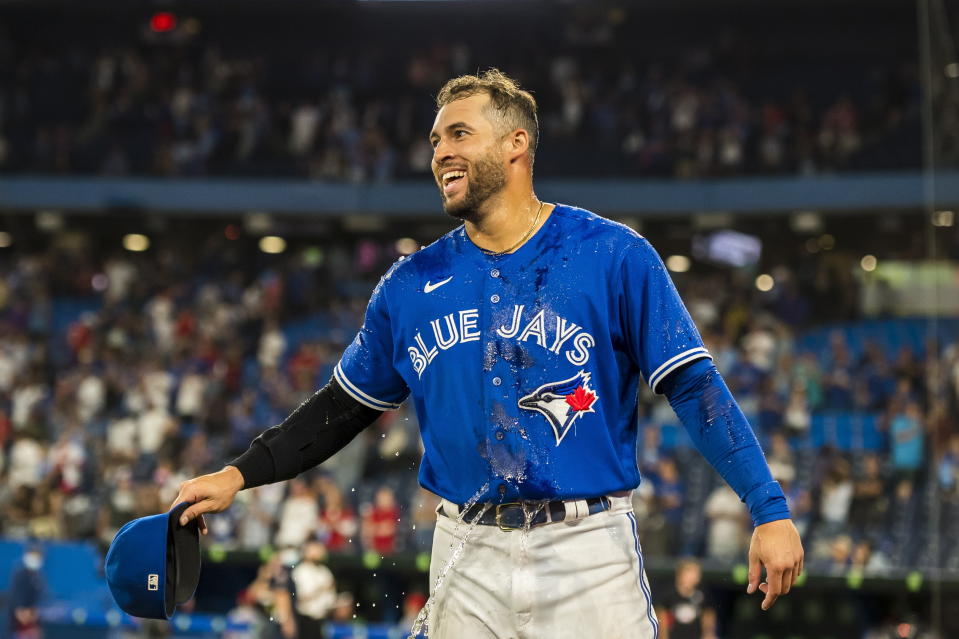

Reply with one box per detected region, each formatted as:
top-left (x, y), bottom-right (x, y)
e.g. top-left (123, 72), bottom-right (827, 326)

top-left (105, 502), bottom-right (201, 619)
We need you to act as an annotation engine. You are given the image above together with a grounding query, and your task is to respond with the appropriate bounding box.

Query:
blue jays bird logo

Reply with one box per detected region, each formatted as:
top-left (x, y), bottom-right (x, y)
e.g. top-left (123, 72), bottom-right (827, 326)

top-left (518, 371), bottom-right (599, 446)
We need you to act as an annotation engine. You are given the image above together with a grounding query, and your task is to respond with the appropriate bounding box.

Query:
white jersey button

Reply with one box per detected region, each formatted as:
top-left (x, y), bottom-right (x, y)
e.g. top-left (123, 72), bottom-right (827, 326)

top-left (490, 294), bottom-right (500, 303)
top-left (490, 268), bottom-right (500, 278)
top-left (492, 377), bottom-right (502, 386)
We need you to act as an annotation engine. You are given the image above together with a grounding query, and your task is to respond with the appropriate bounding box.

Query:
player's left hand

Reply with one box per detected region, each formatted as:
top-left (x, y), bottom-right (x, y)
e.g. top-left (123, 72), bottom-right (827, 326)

top-left (747, 518), bottom-right (803, 610)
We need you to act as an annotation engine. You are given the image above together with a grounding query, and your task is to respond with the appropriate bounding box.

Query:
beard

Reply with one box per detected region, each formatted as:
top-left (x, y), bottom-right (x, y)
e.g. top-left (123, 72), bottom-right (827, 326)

top-left (439, 149), bottom-right (507, 222)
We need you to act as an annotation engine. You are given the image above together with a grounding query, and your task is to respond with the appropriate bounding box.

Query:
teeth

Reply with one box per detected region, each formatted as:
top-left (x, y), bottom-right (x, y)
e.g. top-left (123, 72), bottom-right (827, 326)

top-left (443, 170), bottom-right (466, 184)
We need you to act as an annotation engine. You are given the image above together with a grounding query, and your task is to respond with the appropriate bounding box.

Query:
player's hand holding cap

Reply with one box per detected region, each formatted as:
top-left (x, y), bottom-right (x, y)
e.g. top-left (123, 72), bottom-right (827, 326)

top-left (105, 502), bottom-right (202, 620)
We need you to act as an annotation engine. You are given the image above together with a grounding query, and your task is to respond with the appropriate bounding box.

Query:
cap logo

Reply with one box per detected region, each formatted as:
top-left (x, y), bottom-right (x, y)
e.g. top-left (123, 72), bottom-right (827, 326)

top-left (148, 574), bottom-right (159, 591)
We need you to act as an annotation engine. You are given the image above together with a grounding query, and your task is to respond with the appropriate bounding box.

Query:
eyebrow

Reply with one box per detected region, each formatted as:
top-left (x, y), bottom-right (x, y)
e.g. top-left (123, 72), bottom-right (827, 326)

top-left (428, 121), bottom-right (475, 142)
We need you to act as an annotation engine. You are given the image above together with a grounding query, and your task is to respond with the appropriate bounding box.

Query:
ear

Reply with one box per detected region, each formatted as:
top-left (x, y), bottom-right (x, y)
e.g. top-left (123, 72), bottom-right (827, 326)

top-left (504, 129), bottom-right (530, 163)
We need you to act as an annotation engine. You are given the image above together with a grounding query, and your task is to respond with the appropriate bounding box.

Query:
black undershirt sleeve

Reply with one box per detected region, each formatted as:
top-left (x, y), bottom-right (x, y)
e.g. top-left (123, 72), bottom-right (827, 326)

top-left (227, 377), bottom-right (383, 489)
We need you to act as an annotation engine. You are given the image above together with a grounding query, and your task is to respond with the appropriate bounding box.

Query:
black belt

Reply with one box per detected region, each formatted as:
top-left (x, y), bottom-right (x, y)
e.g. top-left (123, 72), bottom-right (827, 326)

top-left (441, 496), bottom-right (612, 531)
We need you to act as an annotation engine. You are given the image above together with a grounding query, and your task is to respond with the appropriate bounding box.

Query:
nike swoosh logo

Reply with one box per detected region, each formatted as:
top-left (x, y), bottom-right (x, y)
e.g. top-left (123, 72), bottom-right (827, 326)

top-left (424, 276), bottom-right (454, 293)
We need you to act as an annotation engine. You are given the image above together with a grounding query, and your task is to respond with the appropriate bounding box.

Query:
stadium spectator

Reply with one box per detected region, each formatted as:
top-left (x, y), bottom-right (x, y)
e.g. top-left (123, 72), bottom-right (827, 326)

top-left (6, 432), bottom-right (45, 490)
top-left (652, 458), bottom-right (684, 556)
top-left (236, 484), bottom-right (285, 550)
top-left (0, 6), bottom-right (922, 181)
top-left (782, 478), bottom-right (813, 538)
top-left (7, 547), bottom-right (45, 639)
top-left (850, 538), bottom-right (892, 576)
top-left (316, 478), bottom-right (359, 553)
top-left (632, 480), bottom-right (670, 558)
top-left (848, 454), bottom-right (888, 537)
top-left (823, 335), bottom-right (856, 411)
top-left (224, 588), bottom-right (272, 639)
top-left (247, 553), bottom-right (296, 639)
top-left (703, 485), bottom-right (749, 560)
top-left (938, 435), bottom-right (959, 495)
top-left (824, 534), bottom-right (854, 574)
top-left (817, 457), bottom-right (854, 536)
top-left (274, 478), bottom-right (319, 549)
top-left (889, 400), bottom-right (924, 479)
top-left (290, 541), bottom-right (337, 639)
top-left (360, 486), bottom-right (401, 556)
top-left (766, 433), bottom-right (797, 486)
top-left (656, 559), bottom-right (717, 639)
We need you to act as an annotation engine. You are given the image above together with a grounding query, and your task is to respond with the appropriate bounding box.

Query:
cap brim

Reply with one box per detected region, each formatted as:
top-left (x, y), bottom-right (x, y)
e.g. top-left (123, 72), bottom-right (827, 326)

top-left (166, 502), bottom-right (201, 617)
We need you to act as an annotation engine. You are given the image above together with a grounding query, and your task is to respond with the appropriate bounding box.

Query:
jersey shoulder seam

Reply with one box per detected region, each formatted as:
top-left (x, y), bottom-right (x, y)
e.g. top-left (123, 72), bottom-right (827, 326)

top-left (554, 203), bottom-right (646, 241)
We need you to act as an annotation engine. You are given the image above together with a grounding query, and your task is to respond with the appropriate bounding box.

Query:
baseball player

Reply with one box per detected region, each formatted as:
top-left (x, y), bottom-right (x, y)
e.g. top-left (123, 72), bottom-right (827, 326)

top-left (173, 69), bottom-right (803, 639)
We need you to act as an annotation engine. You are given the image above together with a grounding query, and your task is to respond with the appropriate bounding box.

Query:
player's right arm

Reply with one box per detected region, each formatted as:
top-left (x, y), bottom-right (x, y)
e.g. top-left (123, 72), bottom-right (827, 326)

top-left (171, 377), bottom-right (382, 531)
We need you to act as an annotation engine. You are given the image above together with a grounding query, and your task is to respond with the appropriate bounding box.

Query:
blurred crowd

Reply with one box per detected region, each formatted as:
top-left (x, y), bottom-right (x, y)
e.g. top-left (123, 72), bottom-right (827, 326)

top-left (0, 5), bottom-right (921, 180)
top-left (0, 216), bottom-right (951, 639)
top-left (635, 273), bottom-right (959, 576)
top-left (0, 221), bottom-right (955, 591)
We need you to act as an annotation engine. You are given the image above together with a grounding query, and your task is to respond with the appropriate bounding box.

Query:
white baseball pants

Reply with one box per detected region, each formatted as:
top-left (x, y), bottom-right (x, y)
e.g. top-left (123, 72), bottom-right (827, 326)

top-left (426, 494), bottom-right (659, 639)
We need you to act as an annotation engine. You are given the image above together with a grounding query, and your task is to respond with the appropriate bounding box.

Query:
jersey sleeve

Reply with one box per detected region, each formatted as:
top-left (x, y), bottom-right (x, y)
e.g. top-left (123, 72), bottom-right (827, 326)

top-left (334, 274), bottom-right (410, 411)
top-left (619, 237), bottom-right (712, 394)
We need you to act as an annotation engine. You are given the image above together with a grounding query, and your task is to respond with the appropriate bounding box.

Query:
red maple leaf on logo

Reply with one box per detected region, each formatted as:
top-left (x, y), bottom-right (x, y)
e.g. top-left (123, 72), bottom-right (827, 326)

top-left (565, 386), bottom-right (596, 412)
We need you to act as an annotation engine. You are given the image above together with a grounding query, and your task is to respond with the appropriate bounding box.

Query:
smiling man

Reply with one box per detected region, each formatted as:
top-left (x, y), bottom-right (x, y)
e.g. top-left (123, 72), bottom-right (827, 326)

top-left (173, 69), bottom-right (803, 639)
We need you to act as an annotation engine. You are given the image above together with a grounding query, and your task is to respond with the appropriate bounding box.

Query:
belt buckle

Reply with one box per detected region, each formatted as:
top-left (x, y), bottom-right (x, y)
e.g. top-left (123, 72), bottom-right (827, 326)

top-left (495, 502), bottom-right (524, 531)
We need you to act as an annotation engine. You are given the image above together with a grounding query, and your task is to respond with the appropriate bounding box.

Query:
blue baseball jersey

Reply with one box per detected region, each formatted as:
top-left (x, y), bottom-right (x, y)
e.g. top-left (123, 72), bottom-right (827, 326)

top-left (335, 204), bottom-right (712, 505)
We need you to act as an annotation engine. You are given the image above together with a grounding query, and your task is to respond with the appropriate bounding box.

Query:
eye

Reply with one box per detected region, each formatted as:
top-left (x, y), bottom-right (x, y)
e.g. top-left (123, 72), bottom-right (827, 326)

top-left (454, 129), bottom-right (468, 139)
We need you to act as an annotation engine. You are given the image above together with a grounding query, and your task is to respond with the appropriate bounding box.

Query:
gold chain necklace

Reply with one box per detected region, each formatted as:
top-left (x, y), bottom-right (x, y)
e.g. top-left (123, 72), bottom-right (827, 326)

top-left (479, 199), bottom-right (545, 256)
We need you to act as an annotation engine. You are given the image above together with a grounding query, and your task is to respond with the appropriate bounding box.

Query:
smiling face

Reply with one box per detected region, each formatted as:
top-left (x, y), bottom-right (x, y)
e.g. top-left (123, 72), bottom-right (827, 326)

top-left (430, 93), bottom-right (509, 220)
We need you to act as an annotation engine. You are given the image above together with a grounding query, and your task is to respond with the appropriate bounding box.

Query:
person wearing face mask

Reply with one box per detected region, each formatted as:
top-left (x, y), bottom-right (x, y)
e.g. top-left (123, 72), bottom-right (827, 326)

top-left (7, 547), bottom-right (45, 639)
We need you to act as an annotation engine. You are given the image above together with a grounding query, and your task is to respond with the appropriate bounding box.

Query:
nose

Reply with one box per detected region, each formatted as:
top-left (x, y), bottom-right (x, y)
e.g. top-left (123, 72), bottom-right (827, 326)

top-left (432, 138), bottom-right (455, 167)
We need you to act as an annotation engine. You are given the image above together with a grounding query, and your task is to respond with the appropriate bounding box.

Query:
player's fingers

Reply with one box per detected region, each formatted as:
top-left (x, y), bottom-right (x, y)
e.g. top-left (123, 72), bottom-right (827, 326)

top-left (196, 514), bottom-right (208, 535)
top-left (179, 501), bottom-right (214, 527)
top-left (747, 554), bottom-right (762, 594)
top-left (171, 480), bottom-right (199, 511)
top-left (781, 567), bottom-right (794, 595)
top-left (762, 565), bottom-right (784, 610)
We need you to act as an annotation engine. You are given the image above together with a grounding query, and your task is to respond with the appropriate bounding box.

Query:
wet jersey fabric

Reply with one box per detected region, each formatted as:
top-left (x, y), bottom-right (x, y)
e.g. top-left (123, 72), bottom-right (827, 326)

top-left (336, 204), bottom-right (712, 505)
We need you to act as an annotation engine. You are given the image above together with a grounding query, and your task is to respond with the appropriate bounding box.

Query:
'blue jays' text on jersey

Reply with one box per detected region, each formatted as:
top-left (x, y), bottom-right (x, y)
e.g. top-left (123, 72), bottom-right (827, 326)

top-left (336, 204), bottom-right (712, 505)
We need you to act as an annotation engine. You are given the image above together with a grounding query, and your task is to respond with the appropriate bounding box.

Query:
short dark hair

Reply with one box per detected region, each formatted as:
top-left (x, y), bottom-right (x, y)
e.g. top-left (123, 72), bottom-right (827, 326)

top-left (436, 68), bottom-right (539, 162)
